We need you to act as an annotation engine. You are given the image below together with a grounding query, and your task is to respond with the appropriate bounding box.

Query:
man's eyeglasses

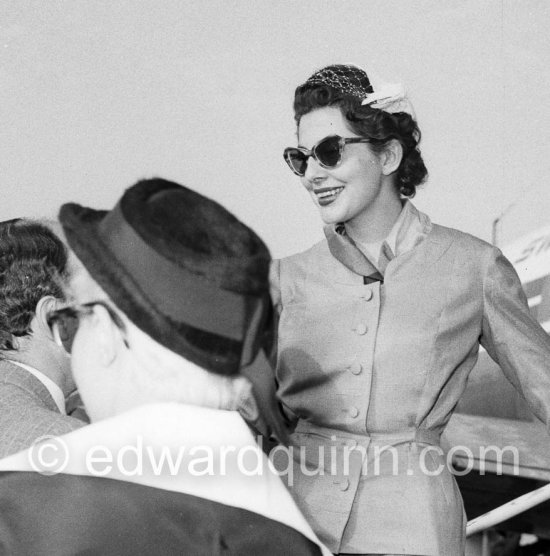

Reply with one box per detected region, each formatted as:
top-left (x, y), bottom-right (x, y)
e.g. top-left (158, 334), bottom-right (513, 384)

top-left (283, 134), bottom-right (371, 177)
top-left (47, 301), bottom-right (128, 354)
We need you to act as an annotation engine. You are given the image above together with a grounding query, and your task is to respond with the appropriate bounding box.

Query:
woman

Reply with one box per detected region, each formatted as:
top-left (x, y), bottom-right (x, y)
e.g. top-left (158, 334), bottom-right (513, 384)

top-left (270, 64), bottom-right (550, 555)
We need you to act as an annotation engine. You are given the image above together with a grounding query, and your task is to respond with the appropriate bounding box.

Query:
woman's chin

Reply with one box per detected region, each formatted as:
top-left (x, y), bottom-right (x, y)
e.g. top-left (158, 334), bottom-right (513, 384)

top-left (317, 204), bottom-right (344, 225)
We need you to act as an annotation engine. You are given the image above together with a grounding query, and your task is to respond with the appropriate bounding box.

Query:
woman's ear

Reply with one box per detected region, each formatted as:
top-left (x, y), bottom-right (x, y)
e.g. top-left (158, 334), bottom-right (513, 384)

top-left (381, 139), bottom-right (403, 176)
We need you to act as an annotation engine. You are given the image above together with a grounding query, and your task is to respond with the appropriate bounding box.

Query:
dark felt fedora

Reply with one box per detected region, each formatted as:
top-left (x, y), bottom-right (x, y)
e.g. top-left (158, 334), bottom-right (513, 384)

top-left (58, 178), bottom-right (273, 377)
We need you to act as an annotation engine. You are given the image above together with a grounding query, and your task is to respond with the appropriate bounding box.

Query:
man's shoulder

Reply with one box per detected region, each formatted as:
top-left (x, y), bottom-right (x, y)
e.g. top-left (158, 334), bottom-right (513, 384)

top-left (0, 401), bottom-right (83, 459)
top-left (0, 362), bottom-right (83, 458)
top-left (0, 472), bottom-right (322, 555)
top-left (0, 359), bottom-right (52, 400)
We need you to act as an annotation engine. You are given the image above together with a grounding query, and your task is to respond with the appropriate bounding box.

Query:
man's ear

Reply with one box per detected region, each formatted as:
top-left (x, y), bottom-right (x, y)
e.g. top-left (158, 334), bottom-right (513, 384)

top-left (380, 139), bottom-right (403, 176)
top-left (34, 296), bottom-right (61, 339)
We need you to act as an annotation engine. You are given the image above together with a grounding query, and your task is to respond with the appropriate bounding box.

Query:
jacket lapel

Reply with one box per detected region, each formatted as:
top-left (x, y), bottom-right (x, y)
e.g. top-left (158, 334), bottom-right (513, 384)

top-left (324, 225), bottom-right (383, 282)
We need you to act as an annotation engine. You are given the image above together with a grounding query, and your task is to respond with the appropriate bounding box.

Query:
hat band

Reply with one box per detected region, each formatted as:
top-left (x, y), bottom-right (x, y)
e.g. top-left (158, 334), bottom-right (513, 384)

top-left (97, 202), bottom-right (259, 342)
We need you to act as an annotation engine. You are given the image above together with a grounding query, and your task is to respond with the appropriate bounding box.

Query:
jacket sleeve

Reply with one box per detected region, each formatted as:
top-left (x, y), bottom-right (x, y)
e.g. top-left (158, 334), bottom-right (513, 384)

top-left (480, 248), bottom-right (550, 428)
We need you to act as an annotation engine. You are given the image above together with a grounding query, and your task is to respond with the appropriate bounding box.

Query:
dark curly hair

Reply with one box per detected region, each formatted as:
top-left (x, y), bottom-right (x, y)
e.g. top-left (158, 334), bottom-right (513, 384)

top-left (0, 219), bottom-right (68, 352)
top-left (293, 72), bottom-right (428, 198)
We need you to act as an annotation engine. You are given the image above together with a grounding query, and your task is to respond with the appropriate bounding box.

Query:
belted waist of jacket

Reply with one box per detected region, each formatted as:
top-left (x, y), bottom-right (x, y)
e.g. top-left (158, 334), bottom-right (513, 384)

top-left (272, 420), bottom-right (454, 553)
top-left (295, 420), bottom-right (442, 446)
top-left (274, 420), bottom-right (445, 484)
top-left (271, 421), bottom-right (451, 553)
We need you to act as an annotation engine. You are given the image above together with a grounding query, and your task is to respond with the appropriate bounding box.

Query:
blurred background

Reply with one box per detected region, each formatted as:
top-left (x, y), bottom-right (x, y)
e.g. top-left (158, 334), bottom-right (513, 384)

top-left (1, 0), bottom-right (549, 257)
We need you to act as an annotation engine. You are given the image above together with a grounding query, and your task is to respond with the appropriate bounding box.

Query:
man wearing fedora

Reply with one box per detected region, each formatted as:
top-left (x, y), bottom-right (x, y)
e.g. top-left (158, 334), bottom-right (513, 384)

top-left (0, 179), bottom-right (328, 555)
top-left (0, 218), bottom-right (85, 458)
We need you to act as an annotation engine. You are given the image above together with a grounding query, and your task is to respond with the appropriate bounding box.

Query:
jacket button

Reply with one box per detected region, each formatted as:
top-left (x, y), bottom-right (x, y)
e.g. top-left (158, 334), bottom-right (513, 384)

top-left (349, 406), bottom-right (359, 418)
top-left (340, 479), bottom-right (350, 491)
top-left (362, 289), bottom-right (374, 301)
top-left (348, 362), bottom-right (362, 375)
top-left (355, 323), bottom-right (368, 335)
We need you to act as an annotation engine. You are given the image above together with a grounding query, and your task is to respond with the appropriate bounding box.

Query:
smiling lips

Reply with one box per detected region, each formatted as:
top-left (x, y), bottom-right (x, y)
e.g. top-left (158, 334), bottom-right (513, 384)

top-left (315, 186), bottom-right (344, 206)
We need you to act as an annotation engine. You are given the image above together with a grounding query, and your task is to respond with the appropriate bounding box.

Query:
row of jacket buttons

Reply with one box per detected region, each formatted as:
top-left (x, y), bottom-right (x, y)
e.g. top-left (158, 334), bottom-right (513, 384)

top-left (355, 288), bottom-right (374, 335)
top-left (347, 288), bottom-right (374, 427)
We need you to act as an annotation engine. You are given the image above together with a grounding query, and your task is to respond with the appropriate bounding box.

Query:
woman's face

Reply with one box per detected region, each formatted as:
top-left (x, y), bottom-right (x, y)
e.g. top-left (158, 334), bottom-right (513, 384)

top-left (297, 106), bottom-right (387, 226)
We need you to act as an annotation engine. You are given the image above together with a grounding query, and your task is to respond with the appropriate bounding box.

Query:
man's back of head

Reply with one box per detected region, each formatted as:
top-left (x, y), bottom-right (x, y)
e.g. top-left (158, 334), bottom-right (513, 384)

top-left (0, 218), bottom-right (84, 457)
top-left (0, 218), bottom-right (68, 353)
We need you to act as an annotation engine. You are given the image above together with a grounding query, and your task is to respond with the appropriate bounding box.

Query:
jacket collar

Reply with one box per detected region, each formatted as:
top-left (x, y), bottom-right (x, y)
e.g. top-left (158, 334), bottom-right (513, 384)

top-left (4, 360), bottom-right (65, 414)
top-left (0, 402), bottom-right (331, 555)
top-left (324, 201), bottom-right (432, 279)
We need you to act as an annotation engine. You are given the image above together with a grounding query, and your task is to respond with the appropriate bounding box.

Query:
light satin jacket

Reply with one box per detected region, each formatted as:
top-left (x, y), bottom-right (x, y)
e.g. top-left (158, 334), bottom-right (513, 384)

top-left (270, 204), bottom-right (550, 555)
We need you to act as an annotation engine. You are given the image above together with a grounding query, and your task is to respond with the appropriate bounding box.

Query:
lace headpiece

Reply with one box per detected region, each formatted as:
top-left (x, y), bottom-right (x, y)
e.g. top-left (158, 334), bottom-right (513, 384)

top-left (304, 64), bottom-right (415, 118)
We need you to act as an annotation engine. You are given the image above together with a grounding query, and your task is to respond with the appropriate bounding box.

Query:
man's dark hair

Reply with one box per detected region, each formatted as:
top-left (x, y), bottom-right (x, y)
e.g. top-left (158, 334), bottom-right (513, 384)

top-left (0, 219), bottom-right (68, 351)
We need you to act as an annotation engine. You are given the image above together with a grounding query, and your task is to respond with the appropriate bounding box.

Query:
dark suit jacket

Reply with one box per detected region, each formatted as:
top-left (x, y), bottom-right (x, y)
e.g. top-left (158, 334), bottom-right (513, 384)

top-left (0, 472), bottom-right (323, 555)
top-left (0, 359), bottom-right (84, 458)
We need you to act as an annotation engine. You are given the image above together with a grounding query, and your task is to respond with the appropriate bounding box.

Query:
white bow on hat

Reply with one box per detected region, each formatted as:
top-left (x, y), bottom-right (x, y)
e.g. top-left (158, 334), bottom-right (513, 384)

top-left (361, 80), bottom-right (416, 118)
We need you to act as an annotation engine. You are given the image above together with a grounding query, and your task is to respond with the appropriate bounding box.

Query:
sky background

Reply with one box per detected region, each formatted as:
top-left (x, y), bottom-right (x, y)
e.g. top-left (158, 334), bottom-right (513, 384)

top-left (1, 0), bottom-right (549, 258)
